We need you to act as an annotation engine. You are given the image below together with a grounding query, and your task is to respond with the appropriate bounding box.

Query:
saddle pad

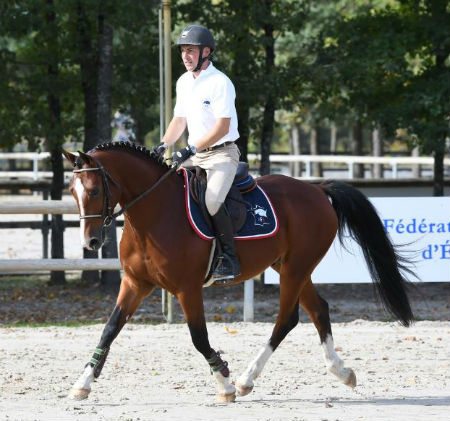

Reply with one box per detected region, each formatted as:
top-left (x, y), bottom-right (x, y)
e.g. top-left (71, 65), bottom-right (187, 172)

top-left (180, 168), bottom-right (279, 241)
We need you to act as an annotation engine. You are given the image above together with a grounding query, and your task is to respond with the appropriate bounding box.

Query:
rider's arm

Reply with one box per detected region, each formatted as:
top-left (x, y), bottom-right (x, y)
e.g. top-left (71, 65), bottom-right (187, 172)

top-left (161, 116), bottom-right (187, 146)
top-left (193, 118), bottom-right (231, 151)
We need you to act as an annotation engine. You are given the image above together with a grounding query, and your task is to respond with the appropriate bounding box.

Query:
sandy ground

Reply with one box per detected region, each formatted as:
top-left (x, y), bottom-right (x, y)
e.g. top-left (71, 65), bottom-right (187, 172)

top-left (0, 321), bottom-right (449, 421)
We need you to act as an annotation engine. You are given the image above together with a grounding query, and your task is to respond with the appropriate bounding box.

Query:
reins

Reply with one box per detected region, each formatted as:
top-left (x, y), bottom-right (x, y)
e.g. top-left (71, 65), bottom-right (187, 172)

top-left (74, 157), bottom-right (176, 228)
top-left (108, 166), bottom-right (176, 221)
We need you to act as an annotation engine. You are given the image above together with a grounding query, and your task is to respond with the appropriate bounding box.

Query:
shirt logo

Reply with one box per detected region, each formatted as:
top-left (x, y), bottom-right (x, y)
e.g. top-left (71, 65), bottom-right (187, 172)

top-left (202, 99), bottom-right (211, 109)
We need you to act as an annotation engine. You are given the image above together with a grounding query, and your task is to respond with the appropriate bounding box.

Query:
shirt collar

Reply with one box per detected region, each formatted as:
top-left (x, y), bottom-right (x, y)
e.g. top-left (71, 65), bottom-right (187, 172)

top-left (191, 62), bottom-right (215, 80)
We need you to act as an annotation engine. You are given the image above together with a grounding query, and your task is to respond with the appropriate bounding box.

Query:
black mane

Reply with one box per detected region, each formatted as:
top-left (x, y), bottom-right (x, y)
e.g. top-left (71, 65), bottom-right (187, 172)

top-left (89, 141), bottom-right (169, 169)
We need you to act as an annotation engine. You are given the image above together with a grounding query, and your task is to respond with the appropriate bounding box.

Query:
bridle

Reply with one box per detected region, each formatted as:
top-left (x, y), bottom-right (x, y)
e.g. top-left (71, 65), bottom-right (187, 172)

top-left (73, 156), bottom-right (176, 232)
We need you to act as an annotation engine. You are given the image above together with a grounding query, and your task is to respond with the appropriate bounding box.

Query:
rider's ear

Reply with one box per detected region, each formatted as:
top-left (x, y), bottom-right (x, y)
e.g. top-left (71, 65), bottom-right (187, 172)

top-left (77, 150), bottom-right (93, 166)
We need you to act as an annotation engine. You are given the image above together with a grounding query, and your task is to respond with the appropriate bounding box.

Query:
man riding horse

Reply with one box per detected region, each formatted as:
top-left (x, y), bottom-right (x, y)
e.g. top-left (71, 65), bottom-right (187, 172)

top-left (156, 24), bottom-right (241, 283)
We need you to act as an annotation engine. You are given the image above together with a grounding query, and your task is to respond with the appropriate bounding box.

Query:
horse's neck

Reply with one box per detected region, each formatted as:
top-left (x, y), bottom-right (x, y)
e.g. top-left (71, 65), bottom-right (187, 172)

top-left (111, 155), bottom-right (184, 232)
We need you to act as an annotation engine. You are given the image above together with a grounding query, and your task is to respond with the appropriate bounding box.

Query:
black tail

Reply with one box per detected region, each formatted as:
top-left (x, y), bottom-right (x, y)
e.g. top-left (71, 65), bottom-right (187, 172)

top-left (323, 181), bottom-right (414, 326)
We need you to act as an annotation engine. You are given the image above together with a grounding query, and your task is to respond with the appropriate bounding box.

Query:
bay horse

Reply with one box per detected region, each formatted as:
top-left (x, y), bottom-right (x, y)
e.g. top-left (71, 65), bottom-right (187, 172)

top-left (62, 142), bottom-right (413, 402)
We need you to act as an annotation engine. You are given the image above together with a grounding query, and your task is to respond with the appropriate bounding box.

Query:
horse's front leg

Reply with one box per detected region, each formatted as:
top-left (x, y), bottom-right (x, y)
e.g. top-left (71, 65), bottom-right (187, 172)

top-left (69, 275), bottom-right (154, 400)
top-left (177, 290), bottom-right (236, 402)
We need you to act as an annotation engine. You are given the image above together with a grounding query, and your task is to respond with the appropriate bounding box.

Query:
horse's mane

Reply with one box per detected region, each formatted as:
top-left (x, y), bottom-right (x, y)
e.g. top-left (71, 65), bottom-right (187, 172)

top-left (88, 141), bottom-right (170, 170)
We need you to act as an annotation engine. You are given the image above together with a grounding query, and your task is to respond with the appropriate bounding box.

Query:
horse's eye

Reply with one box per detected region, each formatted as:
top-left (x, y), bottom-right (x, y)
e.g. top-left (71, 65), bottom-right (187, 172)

top-left (89, 188), bottom-right (100, 197)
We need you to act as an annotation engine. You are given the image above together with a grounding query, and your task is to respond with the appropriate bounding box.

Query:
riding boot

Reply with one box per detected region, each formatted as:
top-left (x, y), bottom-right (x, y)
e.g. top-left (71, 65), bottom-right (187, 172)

top-left (210, 204), bottom-right (241, 281)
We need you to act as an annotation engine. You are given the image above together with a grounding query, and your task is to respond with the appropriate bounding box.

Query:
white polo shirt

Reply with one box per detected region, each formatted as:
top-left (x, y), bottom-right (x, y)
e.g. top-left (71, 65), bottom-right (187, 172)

top-left (174, 63), bottom-right (239, 147)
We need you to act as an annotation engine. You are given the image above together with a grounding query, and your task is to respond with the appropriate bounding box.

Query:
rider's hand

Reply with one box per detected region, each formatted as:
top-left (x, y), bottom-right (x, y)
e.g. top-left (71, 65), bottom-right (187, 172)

top-left (154, 142), bottom-right (168, 157)
top-left (171, 145), bottom-right (197, 168)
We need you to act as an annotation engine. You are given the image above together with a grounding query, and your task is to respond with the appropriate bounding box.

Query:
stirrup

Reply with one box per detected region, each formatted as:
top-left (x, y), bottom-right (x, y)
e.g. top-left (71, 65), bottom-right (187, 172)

top-left (210, 256), bottom-right (240, 282)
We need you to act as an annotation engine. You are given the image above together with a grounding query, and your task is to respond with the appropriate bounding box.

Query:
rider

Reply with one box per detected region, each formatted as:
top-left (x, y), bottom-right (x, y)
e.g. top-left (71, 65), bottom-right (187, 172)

top-left (157, 24), bottom-right (240, 282)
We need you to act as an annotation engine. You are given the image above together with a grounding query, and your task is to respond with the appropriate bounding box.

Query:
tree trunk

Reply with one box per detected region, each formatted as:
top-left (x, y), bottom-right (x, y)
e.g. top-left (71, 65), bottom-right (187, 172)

top-left (351, 119), bottom-right (364, 178)
top-left (371, 126), bottom-right (384, 178)
top-left (236, 104), bottom-right (249, 162)
top-left (45, 0), bottom-right (65, 285)
top-left (330, 122), bottom-right (337, 154)
top-left (433, 149), bottom-right (444, 196)
top-left (310, 127), bottom-right (322, 177)
top-left (97, 2), bottom-right (120, 291)
top-left (76, 0), bottom-right (100, 283)
top-left (290, 123), bottom-right (301, 177)
top-left (97, 4), bottom-right (113, 145)
top-left (259, 2), bottom-right (275, 176)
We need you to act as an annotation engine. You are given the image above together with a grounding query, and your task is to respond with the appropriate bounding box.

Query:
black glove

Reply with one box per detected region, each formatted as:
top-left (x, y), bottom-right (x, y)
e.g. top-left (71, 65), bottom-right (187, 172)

top-left (154, 142), bottom-right (168, 157)
top-left (171, 145), bottom-right (196, 168)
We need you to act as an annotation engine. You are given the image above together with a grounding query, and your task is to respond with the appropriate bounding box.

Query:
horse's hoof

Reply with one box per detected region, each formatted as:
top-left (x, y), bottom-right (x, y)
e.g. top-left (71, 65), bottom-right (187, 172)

top-left (69, 388), bottom-right (90, 400)
top-left (236, 384), bottom-right (254, 397)
top-left (217, 392), bottom-right (236, 403)
top-left (344, 370), bottom-right (357, 388)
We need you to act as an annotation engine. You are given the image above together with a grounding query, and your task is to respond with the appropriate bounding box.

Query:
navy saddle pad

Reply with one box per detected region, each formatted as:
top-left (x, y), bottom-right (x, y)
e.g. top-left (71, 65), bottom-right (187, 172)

top-left (179, 168), bottom-right (279, 241)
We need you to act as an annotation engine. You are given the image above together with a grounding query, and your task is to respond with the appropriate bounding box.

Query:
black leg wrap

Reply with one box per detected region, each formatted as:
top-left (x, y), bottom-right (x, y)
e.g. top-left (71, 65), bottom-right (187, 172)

top-left (207, 350), bottom-right (230, 377)
top-left (87, 346), bottom-right (110, 378)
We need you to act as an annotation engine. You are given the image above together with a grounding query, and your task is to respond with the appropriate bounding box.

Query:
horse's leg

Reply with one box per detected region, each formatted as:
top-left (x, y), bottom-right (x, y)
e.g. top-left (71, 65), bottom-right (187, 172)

top-left (177, 289), bottom-right (236, 402)
top-left (69, 276), bottom-right (154, 400)
top-left (236, 270), bottom-right (301, 396)
top-left (299, 278), bottom-right (356, 388)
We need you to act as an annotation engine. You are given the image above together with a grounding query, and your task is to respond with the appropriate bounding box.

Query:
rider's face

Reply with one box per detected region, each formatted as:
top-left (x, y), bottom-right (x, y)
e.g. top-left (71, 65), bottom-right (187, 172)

top-left (180, 45), bottom-right (210, 72)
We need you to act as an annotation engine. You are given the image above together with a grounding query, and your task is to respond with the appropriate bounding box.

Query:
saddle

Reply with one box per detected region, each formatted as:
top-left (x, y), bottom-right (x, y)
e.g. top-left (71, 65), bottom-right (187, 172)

top-left (188, 162), bottom-right (257, 234)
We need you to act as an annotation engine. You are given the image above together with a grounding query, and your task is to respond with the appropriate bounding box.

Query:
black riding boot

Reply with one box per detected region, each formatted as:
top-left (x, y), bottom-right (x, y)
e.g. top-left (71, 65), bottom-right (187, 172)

top-left (210, 204), bottom-right (241, 281)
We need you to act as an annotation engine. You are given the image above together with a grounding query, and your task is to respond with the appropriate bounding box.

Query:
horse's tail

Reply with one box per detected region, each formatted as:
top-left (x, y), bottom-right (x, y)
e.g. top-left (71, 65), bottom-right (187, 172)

top-left (322, 180), bottom-right (414, 327)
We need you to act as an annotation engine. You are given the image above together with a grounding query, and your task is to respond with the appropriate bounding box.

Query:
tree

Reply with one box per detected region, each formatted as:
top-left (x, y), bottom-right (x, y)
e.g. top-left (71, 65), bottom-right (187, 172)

top-left (318, 0), bottom-right (450, 194)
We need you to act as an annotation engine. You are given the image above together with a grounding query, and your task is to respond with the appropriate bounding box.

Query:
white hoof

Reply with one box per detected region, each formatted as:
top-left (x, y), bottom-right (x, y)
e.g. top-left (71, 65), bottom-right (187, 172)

top-left (235, 383), bottom-right (254, 397)
top-left (69, 388), bottom-right (91, 400)
top-left (217, 392), bottom-right (236, 403)
top-left (343, 369), bottom-right (357, 388)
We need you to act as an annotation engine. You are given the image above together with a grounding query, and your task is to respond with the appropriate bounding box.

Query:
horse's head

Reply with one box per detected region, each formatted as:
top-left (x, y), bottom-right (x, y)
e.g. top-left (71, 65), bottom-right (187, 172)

top-left (62, 149), bottom-right (121, 251)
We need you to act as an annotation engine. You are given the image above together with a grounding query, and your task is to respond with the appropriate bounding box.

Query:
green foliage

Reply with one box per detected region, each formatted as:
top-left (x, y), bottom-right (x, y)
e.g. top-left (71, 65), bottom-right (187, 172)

top-left (1, 0), bottom-right (448, 159)
top-left (317, 0), bottom-right (450, 154)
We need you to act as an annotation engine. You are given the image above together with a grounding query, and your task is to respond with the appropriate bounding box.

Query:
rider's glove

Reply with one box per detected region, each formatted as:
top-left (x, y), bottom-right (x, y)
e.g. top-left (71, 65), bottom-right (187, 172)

top-left (154, 142), bottom-right (168, 157)
top-left (171, 145), bottom-right (197, 168)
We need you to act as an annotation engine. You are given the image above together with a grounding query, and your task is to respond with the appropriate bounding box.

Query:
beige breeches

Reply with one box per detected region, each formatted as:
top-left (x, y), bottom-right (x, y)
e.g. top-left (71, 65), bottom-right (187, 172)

top-left (182, 143), bottom-right (240, 216)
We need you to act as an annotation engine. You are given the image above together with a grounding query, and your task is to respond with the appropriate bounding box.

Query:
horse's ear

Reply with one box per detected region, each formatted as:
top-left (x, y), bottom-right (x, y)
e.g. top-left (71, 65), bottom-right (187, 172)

top-left (77, 150), bottom-right (93, 166)
top-left (61, 148), bottom-right (77, 165)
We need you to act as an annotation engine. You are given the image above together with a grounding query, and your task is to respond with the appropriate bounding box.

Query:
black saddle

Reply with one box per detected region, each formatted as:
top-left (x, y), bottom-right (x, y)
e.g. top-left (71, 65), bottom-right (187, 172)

top-left (187, 162), bottom-right (257, 234)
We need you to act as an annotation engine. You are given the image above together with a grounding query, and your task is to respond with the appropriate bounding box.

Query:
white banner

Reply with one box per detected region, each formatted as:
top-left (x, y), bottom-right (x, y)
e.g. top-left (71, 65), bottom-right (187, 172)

top-left (264, 197), bottom-right (450, 284)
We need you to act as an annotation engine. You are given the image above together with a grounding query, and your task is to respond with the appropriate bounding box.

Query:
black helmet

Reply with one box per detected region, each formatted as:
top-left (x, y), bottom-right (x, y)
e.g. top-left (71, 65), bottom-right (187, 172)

top-left (176, 25), bottom-right (215, 72)
top-left (176, 25), bottom-right (215, 52)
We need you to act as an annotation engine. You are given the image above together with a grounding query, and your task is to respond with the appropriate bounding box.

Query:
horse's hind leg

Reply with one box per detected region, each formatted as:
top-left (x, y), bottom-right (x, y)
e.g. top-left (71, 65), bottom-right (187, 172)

top-left (177, 289), bottom-right (236, 403)
top-left (69, 275), bottom-right (154, 400)
top-left (236, 269), bottom-right (302, 396)
top-left (299, 278), bottom-right (356, 388)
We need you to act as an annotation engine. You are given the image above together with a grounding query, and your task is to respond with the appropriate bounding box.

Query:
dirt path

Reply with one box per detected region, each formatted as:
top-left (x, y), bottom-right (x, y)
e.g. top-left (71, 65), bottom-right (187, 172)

top-left (0, 321), bottom-right (449, 421)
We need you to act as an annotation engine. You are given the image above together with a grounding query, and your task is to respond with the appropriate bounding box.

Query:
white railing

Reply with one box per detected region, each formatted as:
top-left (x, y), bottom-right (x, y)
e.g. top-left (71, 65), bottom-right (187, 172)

top-left (1, 152), bottom-right (448, 180)
top-left (247, 154), bottom-right (449, 178)
top-left (0, 200), bottom-right (121, 271)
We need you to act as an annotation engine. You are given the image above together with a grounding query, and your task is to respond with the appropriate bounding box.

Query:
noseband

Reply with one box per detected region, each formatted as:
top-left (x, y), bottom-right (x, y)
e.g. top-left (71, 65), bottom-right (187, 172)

top-left (73, 161), bottom-right (119, 230)
top-left (73, 156), bottom-right (176, 231)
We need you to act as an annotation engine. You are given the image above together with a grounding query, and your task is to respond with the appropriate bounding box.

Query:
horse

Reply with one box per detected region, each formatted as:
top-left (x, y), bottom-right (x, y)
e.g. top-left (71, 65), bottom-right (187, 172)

top-left (62, 141), bottom-right (414, 402)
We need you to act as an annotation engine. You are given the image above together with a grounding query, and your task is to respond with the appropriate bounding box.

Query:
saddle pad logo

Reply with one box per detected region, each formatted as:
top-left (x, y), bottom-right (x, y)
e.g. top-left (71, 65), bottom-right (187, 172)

top-left (250, 205), bottom-right (270, 226)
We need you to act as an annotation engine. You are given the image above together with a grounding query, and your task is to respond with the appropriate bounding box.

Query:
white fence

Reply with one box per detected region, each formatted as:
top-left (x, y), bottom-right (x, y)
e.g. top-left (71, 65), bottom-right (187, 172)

top-left (0, 200), bottom-right (121, 272)
top-left (248, 153), bottom-right (450, 178)
top-left (1, 152), bottom-right (449, 180)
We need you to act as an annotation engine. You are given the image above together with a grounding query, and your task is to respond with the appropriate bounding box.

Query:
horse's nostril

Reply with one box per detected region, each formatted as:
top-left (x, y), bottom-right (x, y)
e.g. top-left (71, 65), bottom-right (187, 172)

top-left (89, 238), bottom-right (101, 250)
